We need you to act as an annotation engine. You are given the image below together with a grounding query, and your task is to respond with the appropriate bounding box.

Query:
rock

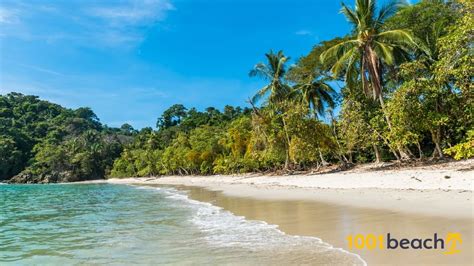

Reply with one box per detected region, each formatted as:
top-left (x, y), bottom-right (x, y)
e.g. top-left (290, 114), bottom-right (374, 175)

top-left (8, 171), bottom-right (35, 183)
top-left (8, 169), bottom-right (100, 184)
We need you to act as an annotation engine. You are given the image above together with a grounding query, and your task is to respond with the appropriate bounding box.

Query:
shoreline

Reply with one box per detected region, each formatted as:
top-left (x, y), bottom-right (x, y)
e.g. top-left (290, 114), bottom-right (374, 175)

top-left (104, 159), bottom-right (473, 219)
top-left (75, 159), bottom-right (473, 264)
top-left (169, 185), bottom-right (473, 265)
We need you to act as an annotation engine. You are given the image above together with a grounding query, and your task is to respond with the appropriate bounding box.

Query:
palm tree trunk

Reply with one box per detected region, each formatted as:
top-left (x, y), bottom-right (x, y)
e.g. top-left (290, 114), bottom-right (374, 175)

top-left (365, 47), bottom-right (410, 161)
top-left (366, 47), bottom-right (383, 99)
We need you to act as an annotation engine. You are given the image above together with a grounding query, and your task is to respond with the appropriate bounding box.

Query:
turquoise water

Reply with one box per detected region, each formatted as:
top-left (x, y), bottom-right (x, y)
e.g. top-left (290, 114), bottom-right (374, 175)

top-left (0, 184), bottom-right (364, 265)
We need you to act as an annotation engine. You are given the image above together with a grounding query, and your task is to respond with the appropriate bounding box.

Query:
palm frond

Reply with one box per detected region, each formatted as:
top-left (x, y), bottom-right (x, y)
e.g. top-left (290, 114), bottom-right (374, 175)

top-left (340, 3), bottom-right (359, 26)
top-left (295, 80), bottom-right (336, 118)
top-left (376, 29), bottom-right (415, 46)
top-left (354, 0), bottom-right (372, 30)
top-left (343, 50), bottom-right (360, 90)
top-left (367, 0), bottom-right (376, 26)
top-left (251, 85), bottom-right (271, 105)
top-left (331, 46), bottom-right (358, 75)
top-left (275, 55), bottom-right (289, 80)
top-left (375, 0), bottom-right (406, 27)
top-left (320, 39), bottom-right (358, 65)
top-left (374, 41), bottom-right (394, 65)
top-left (249, 63), bottom-right (272, 80)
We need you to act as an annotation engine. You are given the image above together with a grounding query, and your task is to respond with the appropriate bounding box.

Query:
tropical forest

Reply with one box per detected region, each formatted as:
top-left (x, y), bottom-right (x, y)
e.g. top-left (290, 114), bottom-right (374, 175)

top-left (1, 0), bottom-right (472, 183)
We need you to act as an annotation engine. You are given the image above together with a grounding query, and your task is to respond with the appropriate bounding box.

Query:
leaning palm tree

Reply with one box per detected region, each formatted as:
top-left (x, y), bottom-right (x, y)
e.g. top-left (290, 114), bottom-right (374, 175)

top-left (320, 0), bottom-right (414, 104)
top-left (291, 78), bottom-right (337, 166)
top-left (249, 50), bottom-right (293, 169)
top-left (321, 0), bottom-right (415, 160)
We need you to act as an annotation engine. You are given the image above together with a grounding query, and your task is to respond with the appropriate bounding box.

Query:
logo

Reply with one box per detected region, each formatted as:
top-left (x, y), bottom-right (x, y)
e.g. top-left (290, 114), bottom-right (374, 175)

top-left (444, 232), bottom-right (462, 255)
top-left (346, 233), bottom-right (462, 255)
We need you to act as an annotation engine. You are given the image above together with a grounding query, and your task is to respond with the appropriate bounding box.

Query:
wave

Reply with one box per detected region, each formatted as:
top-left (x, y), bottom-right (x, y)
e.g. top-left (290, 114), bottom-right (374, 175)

top-left (134, 185), bottom-right (367, 265)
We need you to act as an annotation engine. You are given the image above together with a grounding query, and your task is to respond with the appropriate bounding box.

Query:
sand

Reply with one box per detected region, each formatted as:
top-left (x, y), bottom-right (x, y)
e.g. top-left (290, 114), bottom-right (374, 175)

top-left (101, 159), bottom-right (473, 265)
top-left (105, 159), bottom-right (473, 219)
top-left (181, 185), bottom-right (473, 265)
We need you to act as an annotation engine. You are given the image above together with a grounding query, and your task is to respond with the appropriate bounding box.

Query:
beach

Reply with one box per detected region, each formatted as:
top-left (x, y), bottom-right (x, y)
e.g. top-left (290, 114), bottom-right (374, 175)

top-left (3, 0), bottom-right (472, 264)
top-left (105, 159), bottom-right (474, 265)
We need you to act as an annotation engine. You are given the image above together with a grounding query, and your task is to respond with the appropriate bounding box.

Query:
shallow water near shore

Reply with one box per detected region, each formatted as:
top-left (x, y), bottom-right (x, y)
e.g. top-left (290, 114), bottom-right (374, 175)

top-left (0, 184), bottom-right (364, 265)
top-left (179, 185), bottom-right (473, 265)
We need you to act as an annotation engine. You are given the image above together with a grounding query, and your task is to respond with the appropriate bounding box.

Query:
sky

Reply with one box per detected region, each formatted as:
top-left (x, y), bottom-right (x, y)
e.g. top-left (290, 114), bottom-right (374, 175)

top-left (0, 0), bottom-right (357, 129)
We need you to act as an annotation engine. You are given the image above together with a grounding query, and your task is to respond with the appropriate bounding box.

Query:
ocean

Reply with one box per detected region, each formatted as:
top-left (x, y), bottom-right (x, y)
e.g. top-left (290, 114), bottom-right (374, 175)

top-left (0, 183), bottom-right (365, 265)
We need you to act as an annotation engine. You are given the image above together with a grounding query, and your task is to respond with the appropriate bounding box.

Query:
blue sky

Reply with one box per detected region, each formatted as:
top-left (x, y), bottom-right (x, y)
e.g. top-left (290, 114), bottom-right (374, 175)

top-left (0, 0), bottom-right (357, 129)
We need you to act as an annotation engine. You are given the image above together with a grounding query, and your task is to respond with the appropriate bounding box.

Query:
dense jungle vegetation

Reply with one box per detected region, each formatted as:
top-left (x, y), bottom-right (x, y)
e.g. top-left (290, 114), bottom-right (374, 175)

top-left (0, 93), bottom-right (134, 183)
top-left (1, 0), bottom-right (472, 182)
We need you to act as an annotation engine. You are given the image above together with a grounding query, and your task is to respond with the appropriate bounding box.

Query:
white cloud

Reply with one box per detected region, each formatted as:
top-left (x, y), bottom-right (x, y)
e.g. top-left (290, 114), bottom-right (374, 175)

top-left (88, 0), bottom-right (175, 26)
top-left (0, 7), bottom-right (18, 24)
top-left (0, 0), bottom-right (175, 47)
top-left (295, 29), bottom-right (312, 36)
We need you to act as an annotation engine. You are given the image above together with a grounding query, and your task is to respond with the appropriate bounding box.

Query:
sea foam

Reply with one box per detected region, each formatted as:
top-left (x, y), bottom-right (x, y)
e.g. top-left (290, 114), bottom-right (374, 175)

top-left (136, 185), bottom-right (367, 265)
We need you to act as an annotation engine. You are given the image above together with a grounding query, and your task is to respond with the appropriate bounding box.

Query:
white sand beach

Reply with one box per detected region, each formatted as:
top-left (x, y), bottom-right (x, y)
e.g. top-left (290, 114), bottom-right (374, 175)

top-left (105, 159), bottom-right (473, 219)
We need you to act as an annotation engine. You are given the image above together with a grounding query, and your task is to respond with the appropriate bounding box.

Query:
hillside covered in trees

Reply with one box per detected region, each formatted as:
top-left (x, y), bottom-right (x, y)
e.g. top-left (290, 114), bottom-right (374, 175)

top-left (0, 93), bottom-right (132, 183)
top-left (1, 0), bottom-right (473, 183)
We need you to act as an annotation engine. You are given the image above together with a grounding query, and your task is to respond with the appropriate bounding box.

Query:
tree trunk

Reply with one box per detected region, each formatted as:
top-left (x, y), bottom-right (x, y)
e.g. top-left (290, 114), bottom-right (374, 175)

top-left (336, 154), bottom-right (347, 165)
top-left (435, 142), bottom-right (444, 159)
top-left (430, 129), bottom-right (444, 159)
top-left (348, 151), bottom-right (353, 164)
top-left (416, 141), bottom-right (424, 159)
top-left (365, 46), bottom-right (410, 161)
top-left (319, 149), bottom-right (329, 166)
top-left (373, 144), bottom-right (382, 163)
top-left (281, 117), bottom-right (291, 170)
top-left (328, 111), bottom-right (349, 164)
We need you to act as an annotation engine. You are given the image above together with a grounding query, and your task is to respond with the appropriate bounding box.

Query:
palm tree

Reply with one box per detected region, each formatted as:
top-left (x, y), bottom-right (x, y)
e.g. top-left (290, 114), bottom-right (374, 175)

top-left (249, 50), bottom-right (292, 107)
top-left (293, 78), bottom-right (336, 119)
top-left (249, 50), bottom-right (293, 169)
top-left (321, 0), bottom-right (414, 103)
top-left (321, 0), bottom-right (415, 159)
top-left (293, 78), bottom-right (337, 166)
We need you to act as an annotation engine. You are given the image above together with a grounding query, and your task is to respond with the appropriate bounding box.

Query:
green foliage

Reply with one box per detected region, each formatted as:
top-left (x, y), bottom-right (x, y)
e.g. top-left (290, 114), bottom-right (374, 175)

top-left (0, 93), bottom-right (127, 183)
top-left (109, 0), bottom-right (472, 175)
top-left (444, 130), bottom-right (474, 160)
top-left (25, 131), bottom-right (122, 182)
top-left (213, 116), bottom-right (256, 173)
top-left (0, 135), bottom-right (24, 179)
top-left (434, 0), bottom-right (473, 131)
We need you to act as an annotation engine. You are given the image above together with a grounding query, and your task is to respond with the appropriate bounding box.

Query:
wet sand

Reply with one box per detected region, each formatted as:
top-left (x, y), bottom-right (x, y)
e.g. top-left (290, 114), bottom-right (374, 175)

top-left (175, 185), bottom-right (473, 265)
top-left (101, 160), bottom-right (474, 264)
